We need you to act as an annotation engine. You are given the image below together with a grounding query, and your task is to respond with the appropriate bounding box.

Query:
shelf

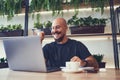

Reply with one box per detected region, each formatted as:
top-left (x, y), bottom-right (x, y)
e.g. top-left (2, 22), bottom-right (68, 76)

top-left (0, 33), bottom-right (120, 40)
top-left (45, 33), bottom-right (120, 38)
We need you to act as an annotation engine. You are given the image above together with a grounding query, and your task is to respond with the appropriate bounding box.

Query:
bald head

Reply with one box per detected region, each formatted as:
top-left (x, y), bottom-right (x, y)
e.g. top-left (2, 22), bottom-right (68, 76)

top-left (52, 18), bottom-right (68, 28)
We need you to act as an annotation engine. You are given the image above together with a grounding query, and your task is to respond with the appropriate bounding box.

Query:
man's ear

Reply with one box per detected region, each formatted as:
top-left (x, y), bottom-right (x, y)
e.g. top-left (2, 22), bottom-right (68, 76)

top-left (66, 26), bottom-right (68, 30)
top-left (65, 26), bottom-right (68, 33)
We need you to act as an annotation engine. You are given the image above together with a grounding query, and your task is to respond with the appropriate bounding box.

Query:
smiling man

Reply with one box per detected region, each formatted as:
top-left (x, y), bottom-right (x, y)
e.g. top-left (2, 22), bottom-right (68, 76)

top-left (42, 18), bottom-right (99, 72)
top-left (51, 18), bottom-right (68, 44)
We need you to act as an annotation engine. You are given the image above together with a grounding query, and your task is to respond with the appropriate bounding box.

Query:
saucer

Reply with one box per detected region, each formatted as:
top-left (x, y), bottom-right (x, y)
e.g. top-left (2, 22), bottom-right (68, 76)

top-left (80, 67), bottom-right (94, 70)
top-left (60, 66), bottom-right (94, 70)
top-left (61, 68), bottom-right (83, 73)
top-left (60, 67), bottom-right (94, 73)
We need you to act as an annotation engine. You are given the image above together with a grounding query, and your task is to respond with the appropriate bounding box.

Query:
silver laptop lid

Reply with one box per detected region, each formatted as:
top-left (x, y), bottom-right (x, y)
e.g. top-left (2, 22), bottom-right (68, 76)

top-left (3, 36), bottom-right (47, 72)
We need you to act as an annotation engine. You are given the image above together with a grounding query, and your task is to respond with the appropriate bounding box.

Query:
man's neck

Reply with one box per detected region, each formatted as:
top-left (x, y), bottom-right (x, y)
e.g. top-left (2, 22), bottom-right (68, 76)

top-left (57, 36), bottom-right (68, 44)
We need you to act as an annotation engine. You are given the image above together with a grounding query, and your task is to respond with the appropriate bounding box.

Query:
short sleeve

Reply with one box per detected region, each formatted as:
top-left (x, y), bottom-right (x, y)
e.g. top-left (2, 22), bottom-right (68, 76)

top-left (76, 41), bottom-right (91, 59)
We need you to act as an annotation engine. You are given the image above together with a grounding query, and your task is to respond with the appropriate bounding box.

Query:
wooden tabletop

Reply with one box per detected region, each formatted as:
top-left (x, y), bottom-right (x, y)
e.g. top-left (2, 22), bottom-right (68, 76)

top-left (0, 68), bottom-right (120, 80)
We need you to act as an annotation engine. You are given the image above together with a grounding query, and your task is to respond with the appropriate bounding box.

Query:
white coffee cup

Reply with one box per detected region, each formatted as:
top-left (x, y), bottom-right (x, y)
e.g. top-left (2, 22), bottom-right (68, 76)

top-left (66, 62), bottom-right (80, 71)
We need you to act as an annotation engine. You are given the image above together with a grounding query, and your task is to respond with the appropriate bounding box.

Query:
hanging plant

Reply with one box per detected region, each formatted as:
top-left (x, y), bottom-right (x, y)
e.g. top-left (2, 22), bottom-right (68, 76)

top-left (29, 0), bottom-right (64, 22)
top-left (68, 0), bottom-right (109, 14)
top-left (84, 0), bottom-right (109, 14)
top-left (29, 0), bottom-right (63, 16)
top-left (70, 0), bottom-right (83, 10)
top-left (0, 0), bottom-right (109, 21)
top-left (0, 0), bottom-right (22, 20)
top-left (49, 0), bottom-right (63, 16)
top-left (29, 0), bottom-right (44, 13)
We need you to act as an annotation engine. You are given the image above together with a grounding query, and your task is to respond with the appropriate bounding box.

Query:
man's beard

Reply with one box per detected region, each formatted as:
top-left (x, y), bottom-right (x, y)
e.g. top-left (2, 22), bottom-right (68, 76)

top-left (55, 34), bottom-right (65, 42)
top-left (52, 31), bottom-right (65, 42)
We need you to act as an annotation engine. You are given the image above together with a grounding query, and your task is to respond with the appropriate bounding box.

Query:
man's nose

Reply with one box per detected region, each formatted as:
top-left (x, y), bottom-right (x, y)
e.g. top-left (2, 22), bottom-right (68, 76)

top-left (51, 28), bottom-right (57, 32)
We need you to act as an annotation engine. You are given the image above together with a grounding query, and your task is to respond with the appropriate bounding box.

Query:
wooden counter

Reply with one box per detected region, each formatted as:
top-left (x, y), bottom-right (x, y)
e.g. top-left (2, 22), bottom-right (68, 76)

top-left (0, 68), bottom-right (120, 80)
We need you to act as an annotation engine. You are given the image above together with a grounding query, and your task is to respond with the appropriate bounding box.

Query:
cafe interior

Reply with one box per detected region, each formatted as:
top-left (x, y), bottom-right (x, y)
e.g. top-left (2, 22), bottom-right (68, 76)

top-left (0, 0), bottom-right (120, 80)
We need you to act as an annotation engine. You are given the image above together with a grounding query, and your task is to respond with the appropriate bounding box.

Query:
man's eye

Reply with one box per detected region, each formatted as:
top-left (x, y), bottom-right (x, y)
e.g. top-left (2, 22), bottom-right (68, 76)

top-left (56, 25), bottom-right (60, 29)
top-left (52, 25), bottom-right (61, 30)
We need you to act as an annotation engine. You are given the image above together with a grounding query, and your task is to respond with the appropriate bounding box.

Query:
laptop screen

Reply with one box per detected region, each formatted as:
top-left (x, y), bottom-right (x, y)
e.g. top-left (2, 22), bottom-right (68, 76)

top-left (3, 36), bottom-right (47, 72)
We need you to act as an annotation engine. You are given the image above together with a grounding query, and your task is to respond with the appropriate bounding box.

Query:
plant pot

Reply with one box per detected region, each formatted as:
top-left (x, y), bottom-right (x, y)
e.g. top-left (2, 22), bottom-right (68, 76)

top-left (0, 63), bottom-right (8, 68)
top-left (43, 28), bottom-right (51, 35)
top-left (0, 30), bottom-right (24, 37)
top-left (69, 25), bottom-right (105, 34)
top-left (98, 62), bottom-right (106, 68)
top-left (32, 28), bottom-right (51, 35)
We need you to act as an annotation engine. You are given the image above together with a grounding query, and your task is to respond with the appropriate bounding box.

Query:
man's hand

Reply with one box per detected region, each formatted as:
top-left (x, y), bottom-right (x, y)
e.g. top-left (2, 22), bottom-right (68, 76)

top-left (39, 31), bottom-right (45, 43)
top-left (33, 30), bottom-right (45, 43)
top-left (70, 56), bottom-right (87, 67)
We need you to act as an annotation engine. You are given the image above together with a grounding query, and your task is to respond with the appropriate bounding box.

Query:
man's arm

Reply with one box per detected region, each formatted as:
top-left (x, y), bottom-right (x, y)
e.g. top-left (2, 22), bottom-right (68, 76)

top-left (84, 56), bottom-right (99, 71)
top-left (71, 56), bottom-right (99, 72)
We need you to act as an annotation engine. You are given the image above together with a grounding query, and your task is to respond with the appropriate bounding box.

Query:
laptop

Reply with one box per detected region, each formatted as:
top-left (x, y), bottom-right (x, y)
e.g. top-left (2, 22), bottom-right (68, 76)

top-left (3, 36), bottom-right (60, 72)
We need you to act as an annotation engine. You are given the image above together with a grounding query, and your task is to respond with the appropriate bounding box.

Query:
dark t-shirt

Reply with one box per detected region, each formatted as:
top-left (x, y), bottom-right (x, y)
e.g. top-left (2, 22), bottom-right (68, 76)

top-left (43, 39), bottom-right (91, 67)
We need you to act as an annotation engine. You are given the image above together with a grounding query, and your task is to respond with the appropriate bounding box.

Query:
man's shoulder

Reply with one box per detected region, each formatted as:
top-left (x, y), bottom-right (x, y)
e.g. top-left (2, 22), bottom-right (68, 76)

top-left (43, 42), bottom-right (56, 50)
top-left (44, 41), bottom-right (56, 47)
top-left (68, 39), bottom-right (82, 44)
top-left (68, 39), bottom-right (86, 48)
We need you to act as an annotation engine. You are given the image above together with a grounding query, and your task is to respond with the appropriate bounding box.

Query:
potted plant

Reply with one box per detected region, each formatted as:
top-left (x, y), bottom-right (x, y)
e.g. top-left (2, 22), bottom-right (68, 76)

top-left (43, 21), bottom-right (52, 35)
top-left (0, 57), bottom-right (8, 68)
top-left (67, 13), bottom-right (108, 34)
top-left (33, 21), bottom-right (52, 35)
top-left (93, 54), bottom-right (106, 68)
top-left (33, 22), bottom-right (44, 29)
top-left (0, 24), bottom-right (24, 37)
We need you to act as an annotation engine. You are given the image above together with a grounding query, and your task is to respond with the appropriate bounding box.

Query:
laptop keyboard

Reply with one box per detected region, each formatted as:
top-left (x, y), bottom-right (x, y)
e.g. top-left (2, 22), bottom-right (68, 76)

top-left (47, 67), bottom-right (61, 72)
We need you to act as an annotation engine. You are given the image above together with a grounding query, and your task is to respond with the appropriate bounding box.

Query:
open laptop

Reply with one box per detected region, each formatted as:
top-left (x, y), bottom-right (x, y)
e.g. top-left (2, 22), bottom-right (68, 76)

top-left (3, 36), bottom-right (60, 72)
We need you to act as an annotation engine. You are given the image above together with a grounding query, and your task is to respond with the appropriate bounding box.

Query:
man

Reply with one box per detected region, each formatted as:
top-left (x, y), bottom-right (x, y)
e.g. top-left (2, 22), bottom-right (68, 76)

top-left (40, 18), bottom-right (99, 71)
